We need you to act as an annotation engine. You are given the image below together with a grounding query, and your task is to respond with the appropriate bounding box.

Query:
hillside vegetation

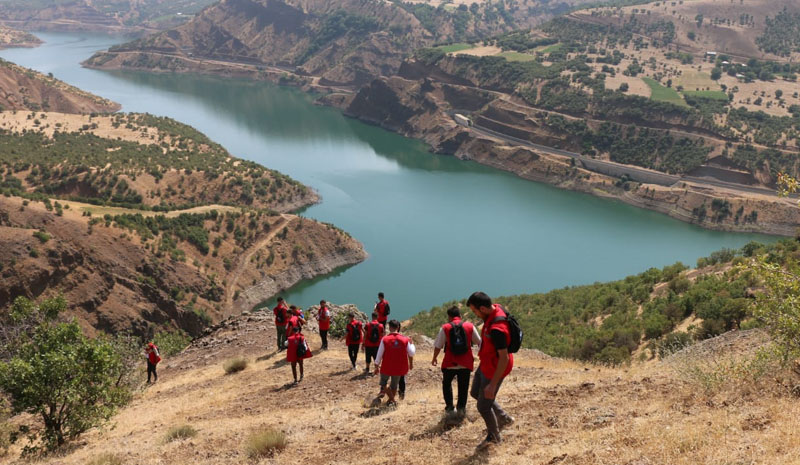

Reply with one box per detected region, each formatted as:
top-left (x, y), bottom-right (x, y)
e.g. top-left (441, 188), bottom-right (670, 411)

top-left (409, 239), bottom-right (797, 365)
top-left (0, 0), bottom-right (218, 31)
top-left (84, 0), bottom-right (598, 86)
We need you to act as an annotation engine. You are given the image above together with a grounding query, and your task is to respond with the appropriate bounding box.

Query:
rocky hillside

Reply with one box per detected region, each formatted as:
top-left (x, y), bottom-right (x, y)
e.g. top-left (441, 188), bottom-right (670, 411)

top-left (0, 0), bottom-right (218, 33)
top-left (0, 25), bottom-right (40, 49)
top-left (84, 0), bottom-right (596, 87)
top-left (6, 305), bottom-right (799, 464)
top-left (0, 64), bottom-right (366, 338)
top-left (0, 58), bottom-right (119, 113)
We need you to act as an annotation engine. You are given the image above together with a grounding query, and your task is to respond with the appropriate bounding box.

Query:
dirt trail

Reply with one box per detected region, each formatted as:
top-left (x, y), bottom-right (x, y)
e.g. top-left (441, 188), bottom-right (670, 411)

top-left (225, 214), bottom-right (293, 309)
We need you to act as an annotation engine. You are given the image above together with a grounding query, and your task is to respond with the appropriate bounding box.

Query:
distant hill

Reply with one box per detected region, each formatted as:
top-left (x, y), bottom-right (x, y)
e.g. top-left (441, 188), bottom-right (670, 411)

top-left (84, 0), bottom-right (597, 86)
top-left (0, 25), bottom-right (40, 49)
top-left (0, 57), bottom-right (119, 113)
top-left (0, 0), bottom-right (219, 33)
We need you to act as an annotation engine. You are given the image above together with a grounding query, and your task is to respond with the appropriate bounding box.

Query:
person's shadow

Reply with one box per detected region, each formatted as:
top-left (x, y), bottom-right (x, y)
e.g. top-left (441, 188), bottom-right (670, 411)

top-left (409, 415), bottom-right (467, 440)
top-left (271, 382), bottom-right (298, 392)
top-left (452, 449), bottom-right (489, 465)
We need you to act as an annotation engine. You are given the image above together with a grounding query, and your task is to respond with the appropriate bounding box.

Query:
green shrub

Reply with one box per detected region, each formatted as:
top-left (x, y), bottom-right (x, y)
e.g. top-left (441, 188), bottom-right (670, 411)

top-left (223, 357), bottom-right (248, 374)
top-left (164, 424), bottom-right (197, 443)
top-left (329, 311), bottom-right (353, 339)
top-left (32, 230), bottom-right (50, 243)
top-left (152, 330), bottom-right (191, 357)
top-left (245, 428), bottom-right (287, 459)
top-left (0, 296), bottom-right (131, 452)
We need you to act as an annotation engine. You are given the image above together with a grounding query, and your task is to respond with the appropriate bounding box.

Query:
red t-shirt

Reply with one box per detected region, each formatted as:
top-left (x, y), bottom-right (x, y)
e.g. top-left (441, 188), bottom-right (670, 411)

top-left (376, 300), bottom-right (389, 323)
top-left (442, 317), bottom-right (475, 371)
top-left (345, 320), bottom-right (363, 346)
top-left (363, 320), bottom-right (384, 348)
top-left (273, 303), bottom-right (288, 327)
top-left (286, 315), bottom-right (302, 337)
top-left (380, 333), bottom-right (410, 376)
top-left (286, 334), bottom-right (312, 363)
top-left (478, 304), bottom-right (514, 379)
top-left (147, 346), bottom-right (161, 365)
top-left (318, 306), bottom-right (331, 331)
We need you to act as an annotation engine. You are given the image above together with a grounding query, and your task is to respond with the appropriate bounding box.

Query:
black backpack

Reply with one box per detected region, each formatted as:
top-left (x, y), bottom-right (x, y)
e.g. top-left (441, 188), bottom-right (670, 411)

top-left (383, 302), bottom-right (390, 316)
top-left (276, 308), bottom-right (286, 325)
top-left (296, 337), bottom-right (307, 358)
top-left (448, 322), bottom-right (468, 355)
top-left (491, 306), bottom-right (523, 354)
top-left (350, 322), bottom-right (361, 342)
top-left (368, 323), bottom-right (381, 343)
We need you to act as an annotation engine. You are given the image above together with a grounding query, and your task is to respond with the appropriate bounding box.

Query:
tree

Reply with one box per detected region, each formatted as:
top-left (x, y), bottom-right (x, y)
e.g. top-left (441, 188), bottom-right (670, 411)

top-left (619, 82), bottom-right (629, 92)
top-left (710, 67), bottom-right (722, 80)
top-left (775, 89), bottom-right (783, 98)
top-left (687, 31), bottom-right (696, 41)
top-left (0, 297), bottom-right (131, 452)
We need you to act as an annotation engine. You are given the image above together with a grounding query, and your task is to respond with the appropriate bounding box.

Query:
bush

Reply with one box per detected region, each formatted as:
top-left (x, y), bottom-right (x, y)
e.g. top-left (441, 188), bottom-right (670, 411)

top-left (223, 357), bottom-right (248, 374)
top-left (164, 424), bottom-right (197, 443)
top-left (245, 428), bottom-right (287, 459)
top-left (0, 296), bottom-right (131, 451)
top-left (328, 311), bottom-right (353, 339)
top-left (152, 330), bottom-right (191, 357)
top-left (32, 230), bottom-right (50, 243)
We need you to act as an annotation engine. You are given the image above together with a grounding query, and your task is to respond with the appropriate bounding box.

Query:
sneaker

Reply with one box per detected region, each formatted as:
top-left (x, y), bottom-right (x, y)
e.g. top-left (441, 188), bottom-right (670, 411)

top-left (386, 400), bottom-right (398, 408)
top-left (498, 415), bottom-right (515, 430)
top-left (456, 408), bottom-right (467, 419)
top-left (398, 391), bottom-right (405, 401)
top-left (476, 434), bottom-right (501, 450)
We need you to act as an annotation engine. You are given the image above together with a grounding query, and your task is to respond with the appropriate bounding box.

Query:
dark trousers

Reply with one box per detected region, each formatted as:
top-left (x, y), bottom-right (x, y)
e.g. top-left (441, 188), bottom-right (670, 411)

top-left (147, 361), bottom-right (158, 383)
top-left (365, 346), bottom-right (378, 366)
top-left (347, 344), bottom-right (359, 367)
top-left (399, 375), bottom-right (405, 395)
top-left (320, 330), bottom-right (328, 349)
top-left (470, 370), bottom-right (511, 440)
top-left (442, 368), bottom-right (471, 411)
top-left (276, 325), bottom-right (287, 350)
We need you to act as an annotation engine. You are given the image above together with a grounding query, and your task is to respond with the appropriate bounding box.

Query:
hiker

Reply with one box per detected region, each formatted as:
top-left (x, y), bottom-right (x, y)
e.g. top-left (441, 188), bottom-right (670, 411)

top-left (374, 293), bottom-right (404, 396)
top-left (273, 297), bottom-right (289, 351)
top-left (431, 306), bottom-right (481, 418)
top-left (374, 292), bottom-right (390, 327)
top-left (286, 326), bottom-right (312, 384)
top-left (467, 292), bottom-right (515, 450)
top-left (317, 300), bottom-right (331, 350)
top-left (373, 319), bottom-right (415, 406)
top-left (345, 312), bottom-right (364, 370)
top-left (145, 342), bottom-right (161, 384)
top-left (363, 312), bottom-right (384, 373)
top-left (286, 305), bottom-right (306, 338)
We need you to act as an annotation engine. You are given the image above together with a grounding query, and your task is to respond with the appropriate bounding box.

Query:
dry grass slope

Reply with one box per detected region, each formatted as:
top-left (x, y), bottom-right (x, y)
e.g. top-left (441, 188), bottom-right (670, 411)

top-left (9, 312), bottom-right (800, 465)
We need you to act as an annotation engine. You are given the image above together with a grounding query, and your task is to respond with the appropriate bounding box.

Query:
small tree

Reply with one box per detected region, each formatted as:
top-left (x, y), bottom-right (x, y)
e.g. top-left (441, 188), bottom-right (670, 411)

top-left (0, 297), bottom-right (131, 452)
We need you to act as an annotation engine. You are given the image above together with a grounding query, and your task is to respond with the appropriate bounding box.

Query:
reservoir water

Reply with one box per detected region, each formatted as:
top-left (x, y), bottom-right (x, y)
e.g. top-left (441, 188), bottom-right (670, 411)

top-left (0, 32), bottom-right (776, 320)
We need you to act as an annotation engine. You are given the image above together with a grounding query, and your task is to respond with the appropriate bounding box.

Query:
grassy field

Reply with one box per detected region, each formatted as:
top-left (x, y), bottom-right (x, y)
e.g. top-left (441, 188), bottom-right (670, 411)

top-left (682, 90), bottom-right (730, 100)
top-left (675, 71), bottom-right (719, 91)
top-left (498, 51), bottom-right (536, 62)
top-left (643, 77), bottom-right (687, 106)
top-left (435, 42), bottom-right (473, 53)
top-left (539, 43), bottom-right (563, 54)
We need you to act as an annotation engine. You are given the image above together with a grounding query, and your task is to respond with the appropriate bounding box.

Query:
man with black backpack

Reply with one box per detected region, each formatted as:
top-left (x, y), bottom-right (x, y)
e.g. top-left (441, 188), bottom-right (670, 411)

top-left (345, 312), bottom-right (364, 370)
top-left (363, 312), bottom-right (384, 373)
top-left (467, 291), bottom-right (521, 450)
top-left (374, 292), bottom-right (390, 327)
top-left (273, 297), bottom-right (289, 351)
top-left (286, 305), bottom-right (306, 338)
top-left (286, 325), bottom-right (312, 384)
top-left (431, 306), bottom-right (481, 419)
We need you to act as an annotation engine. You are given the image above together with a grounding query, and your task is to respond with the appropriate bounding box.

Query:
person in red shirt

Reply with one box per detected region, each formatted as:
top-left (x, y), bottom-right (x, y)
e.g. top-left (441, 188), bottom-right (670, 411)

top-left (467, 291), bottom-right (515, 450)
top-left (286, 326), bottom-right (312, 384)
top-left (345, 313), bottom-right (364, 370)
top-left (363, 312), bottom-right (384, 373)
top-left (374, 292), bottom-right (390, 326)
top-left (431, 306), bottom-right (481, 418)
top-left (272, 297), bottom-right (289, 351)
top-left (286, 305), bottom-right (306, 338)
top-left (373, 319), bottom-right (415, 406)
top-left (317, 300), bottom-right (331, 350)
top-left (145, 342), bottom-right (161, 384)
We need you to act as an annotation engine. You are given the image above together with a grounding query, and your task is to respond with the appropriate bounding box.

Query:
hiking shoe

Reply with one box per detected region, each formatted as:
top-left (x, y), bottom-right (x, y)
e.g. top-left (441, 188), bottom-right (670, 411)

top-left (398, 391), bottom-right (405, 401)
top-left (386, 400), bottom-right (398, 408)
top-left (498, 415), bottom-right (515, 430)
top-left (476, 434), bottom-right (501, 450)
top-left (456, 408), bottom-right (467, 419)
